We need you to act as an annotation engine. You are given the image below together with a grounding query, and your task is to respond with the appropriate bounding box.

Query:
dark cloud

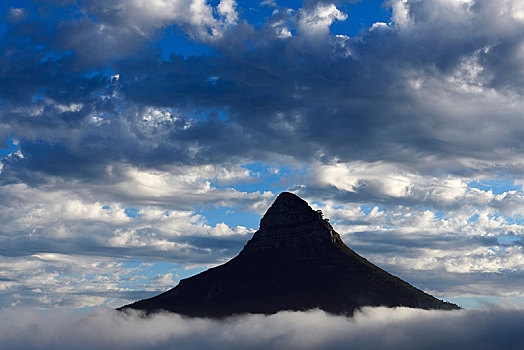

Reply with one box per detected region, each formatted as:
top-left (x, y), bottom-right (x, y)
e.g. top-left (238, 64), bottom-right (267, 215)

top-left (1, 307), bottom-right (524, 349)
top-left (3, 0), bottom-right (524, 183)
top-left (346, 231), bottom-right (497, 255)
top-left (0, 232), bottom-right (244, 263)
top-left (388, 269), bottom-right (524, 302)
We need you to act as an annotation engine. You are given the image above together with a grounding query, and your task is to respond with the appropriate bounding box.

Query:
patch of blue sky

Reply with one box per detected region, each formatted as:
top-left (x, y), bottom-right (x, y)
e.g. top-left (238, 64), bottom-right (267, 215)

top-left (31, 89), bottom-right (45, 103)
top-left (235, 0), bottom-right (277, 28)
top-left (196, 205), bottom-right (261, 229)
top-left (155, 0), bottom-right (391, 59)
top-left (121, 260), bottom-right (145, 270)
top-left (499, 214), bottom-right (524, 227)
top-left (432, 210), bottom-right (445, 220)
top-left (310, 200), bottom-right (326, 208)
top-left (448, 295), bottom-right (524, 309)
top-left (178, 265), bottom-right (209, 279)
top-left (359, 204), bottom-right (375, 215)
top-left (468, 179), bottom-right (520, 195)
top-left (0, 138), bottom-right (19, 158)
top-left (187, 108), bottom-right (229, 123)
top-left (118, 261), bottom-right (207, 290)
top-left (144, 261), bottom-right (178, 276)
top-left (447, 296), bottom-right (503, 309)
top-left (124, 207), bottom-right (141, 218)
top-left (211, 162), bottom-right (302, 193)
top-left (199, 162), bottom-right (305, 228)
top-left (331, 0), bottom-right (392, 37)
top-left (498, 235), bottom-right (521, 245)
top-left (215, 109), bottom-right (229, 122)
top-left (156, 26), bottom-right (215, 60)
top-left (476, 209), bottom-right (524, 228)
top-left (39, 50), bottom-right (73, 63)
top-left (1, 0), bottom-right (29, 12)
top-left (82, 66), bottom-right (117, 80)
top-left (468, 213), bottom-right (479, 223)
top-left (118, 261), bottom-right (173, 287)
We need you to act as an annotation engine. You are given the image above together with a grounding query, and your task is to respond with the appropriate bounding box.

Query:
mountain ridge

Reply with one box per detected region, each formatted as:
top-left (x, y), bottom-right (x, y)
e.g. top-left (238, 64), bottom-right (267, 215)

top-left (119, 192), bottom-right (459, 317)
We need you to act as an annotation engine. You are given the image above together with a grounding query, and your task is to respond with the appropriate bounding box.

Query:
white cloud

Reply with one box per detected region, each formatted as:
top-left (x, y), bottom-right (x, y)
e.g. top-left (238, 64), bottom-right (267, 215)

top-left (389, 0), bottom-right (410, 27)
top-left (0, 164), bottom-right (268, 308)
top-left (301, 160), bottom-right (524, 283)
top-left (0, 307), bottom-right (523, 349)
top-left (149, 272), bottom-right (177, 289)
top-left (272, 20), bottom-right (293, 38)
top-left (97, 164), bottom-right (271, 209)
top-left (113, 0), bottom-right (239, 40)
top-left (308, 161), bottom-right (524, 214)
top-left (0, 176), bottom-right (260, 245)
top-left (297, 3), bottom-right (347, 40)
top-left (0, 254), bottom-right (135, 309)
top-left (217, 0), bottom-right (238, 25)
top-left (311, 162), bottom-right (468, 203)
top-left (369, 22), bottom-right (389, 31)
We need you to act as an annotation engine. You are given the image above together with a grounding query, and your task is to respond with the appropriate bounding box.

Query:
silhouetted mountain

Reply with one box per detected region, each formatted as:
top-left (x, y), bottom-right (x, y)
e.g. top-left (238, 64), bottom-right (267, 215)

top-left (119, 192), bottom-right (459, 317)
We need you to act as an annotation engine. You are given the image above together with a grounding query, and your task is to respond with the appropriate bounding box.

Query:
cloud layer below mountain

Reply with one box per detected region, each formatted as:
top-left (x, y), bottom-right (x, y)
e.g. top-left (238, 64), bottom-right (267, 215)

top-left (1, 307), bottom-right (523, 350)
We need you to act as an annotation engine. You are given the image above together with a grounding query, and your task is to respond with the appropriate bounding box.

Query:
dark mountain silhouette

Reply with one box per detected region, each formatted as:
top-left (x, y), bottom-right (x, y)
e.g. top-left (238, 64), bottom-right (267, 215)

top-left (119, 192), bottom-right (459, 317)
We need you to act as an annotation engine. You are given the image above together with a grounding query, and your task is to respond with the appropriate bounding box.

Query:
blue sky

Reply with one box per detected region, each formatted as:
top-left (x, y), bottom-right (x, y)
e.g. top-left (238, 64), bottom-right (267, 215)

top-left (1, 0), bottom-right (524, 318)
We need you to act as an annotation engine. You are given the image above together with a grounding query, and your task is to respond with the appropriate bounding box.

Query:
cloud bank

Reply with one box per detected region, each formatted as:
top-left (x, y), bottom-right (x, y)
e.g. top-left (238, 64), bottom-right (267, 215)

top-left (4, 0), bottom-right (524, 175)
top-left (1, 307), bottom-right (523, 350)
top-left (1, 0), bottom-right (524, 309)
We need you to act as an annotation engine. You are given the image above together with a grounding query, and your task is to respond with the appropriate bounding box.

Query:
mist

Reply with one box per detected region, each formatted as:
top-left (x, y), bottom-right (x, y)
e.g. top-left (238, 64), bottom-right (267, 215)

top-left (1, 306), bottom-right (523, 349)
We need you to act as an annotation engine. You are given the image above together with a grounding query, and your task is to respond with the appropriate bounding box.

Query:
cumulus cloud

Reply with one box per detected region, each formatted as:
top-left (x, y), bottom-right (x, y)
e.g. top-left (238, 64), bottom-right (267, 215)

top-left (0, 176), bottom-right (262, 262)
top-left (297, 3), bottom-right (347, 41)
top-left (4, 0), bottom-right (524, 177)
top-left (3, 0), bottom-right (524, 310)
top-left (1, 307), bottom-right (524, 349)
top-left (68, 0), bottom-right (238, 57)
top-left (0, 169), bottom-right (267, 308)
top-left (303, 161), bottom-right (524, 212)
top-left (104, 0), bottom-right (239, 40)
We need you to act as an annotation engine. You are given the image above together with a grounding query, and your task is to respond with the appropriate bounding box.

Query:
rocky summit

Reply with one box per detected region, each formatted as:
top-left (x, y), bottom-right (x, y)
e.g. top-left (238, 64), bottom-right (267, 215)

top-left (119, 192), bottom-right (459, 317)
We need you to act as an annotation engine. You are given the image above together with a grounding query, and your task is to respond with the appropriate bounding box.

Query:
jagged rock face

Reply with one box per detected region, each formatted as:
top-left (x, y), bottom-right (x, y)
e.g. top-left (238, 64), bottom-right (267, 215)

top-left (120, 192), bottom-right (459, 317)
top-left (244, 193), bottom-right (336, 253)
top-left (259, 192), bottom-right (321, 229)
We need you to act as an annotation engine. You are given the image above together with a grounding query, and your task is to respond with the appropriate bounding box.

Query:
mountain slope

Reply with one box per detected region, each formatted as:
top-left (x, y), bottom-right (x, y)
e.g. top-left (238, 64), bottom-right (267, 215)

top-left (120, 192), bottom-right (459, 317)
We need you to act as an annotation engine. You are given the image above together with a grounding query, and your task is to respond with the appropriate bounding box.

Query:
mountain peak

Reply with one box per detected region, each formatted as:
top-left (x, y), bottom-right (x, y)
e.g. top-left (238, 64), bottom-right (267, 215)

top-left (270, 191), bottom-right (308, 207)
top-left (259, 192), bottom-right (321, 229)
top-left (120, 192), bottom-right (460, 318)
top-left (244, 192), bottom-right (337, 253)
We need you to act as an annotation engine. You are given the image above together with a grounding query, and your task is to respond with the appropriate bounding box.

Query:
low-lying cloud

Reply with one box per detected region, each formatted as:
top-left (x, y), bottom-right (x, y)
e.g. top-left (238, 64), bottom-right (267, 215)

top-left (1, 306), bottom-right (523, 350)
